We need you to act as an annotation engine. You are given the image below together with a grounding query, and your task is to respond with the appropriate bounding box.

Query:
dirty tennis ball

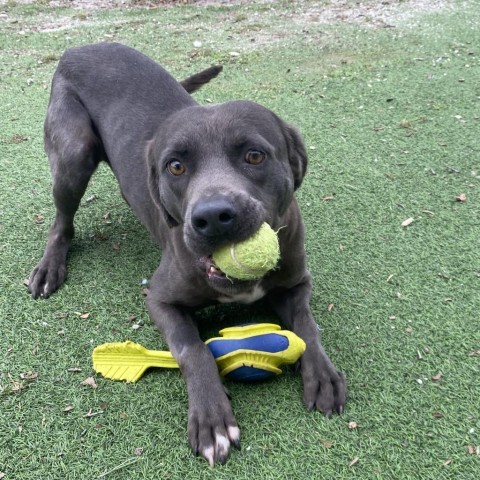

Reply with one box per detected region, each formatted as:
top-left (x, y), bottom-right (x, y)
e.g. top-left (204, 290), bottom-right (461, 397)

top-left (212, 222), bottom-right (280, 280)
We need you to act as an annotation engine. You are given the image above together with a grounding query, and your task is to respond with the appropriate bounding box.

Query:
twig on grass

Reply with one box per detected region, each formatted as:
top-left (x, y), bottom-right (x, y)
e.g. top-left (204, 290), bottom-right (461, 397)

top-left (98, 457), bottom-right (141, 478)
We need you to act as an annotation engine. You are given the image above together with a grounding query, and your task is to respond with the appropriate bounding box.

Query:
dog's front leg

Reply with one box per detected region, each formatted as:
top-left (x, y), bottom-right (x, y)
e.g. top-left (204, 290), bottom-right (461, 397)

top-left (268, 275), bottom-right (347, 416)
top-left (147, 298), bottom-right (240, 466)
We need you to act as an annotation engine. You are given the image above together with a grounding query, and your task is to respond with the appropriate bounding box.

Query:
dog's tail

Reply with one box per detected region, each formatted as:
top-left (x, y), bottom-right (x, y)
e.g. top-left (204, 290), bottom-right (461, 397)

top-left (180, 65), bottom-right (223, 94)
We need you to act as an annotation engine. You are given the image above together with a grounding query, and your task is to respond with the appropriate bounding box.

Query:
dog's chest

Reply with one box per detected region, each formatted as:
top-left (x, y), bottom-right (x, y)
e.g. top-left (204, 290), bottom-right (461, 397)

top-left (217, 284), bottom-right (266, 304)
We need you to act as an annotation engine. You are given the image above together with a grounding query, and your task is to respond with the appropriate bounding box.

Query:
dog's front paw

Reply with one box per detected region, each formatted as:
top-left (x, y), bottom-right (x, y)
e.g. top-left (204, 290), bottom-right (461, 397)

top-left (188, 393), bottom-right (240, 467)
top-left (301, 349), bottom-right (347, 417)
top-left (29, 254), bottom-right (67, 299)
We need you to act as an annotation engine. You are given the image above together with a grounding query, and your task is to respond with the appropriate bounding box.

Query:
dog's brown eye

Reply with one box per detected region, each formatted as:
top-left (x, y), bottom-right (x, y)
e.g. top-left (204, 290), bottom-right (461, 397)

top-left (245, 150), bottom-right (266, 165)
top-left (167, 160), bottom-right (186, 176)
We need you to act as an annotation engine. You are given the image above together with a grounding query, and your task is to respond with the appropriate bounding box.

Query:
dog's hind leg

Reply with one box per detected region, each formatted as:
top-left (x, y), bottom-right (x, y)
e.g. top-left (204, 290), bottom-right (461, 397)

top-left (29, 83), bottom-right (101, 299)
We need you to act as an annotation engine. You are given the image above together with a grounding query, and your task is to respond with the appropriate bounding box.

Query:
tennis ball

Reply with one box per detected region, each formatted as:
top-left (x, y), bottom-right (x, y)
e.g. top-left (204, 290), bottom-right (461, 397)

top-left (212, 222), bottom-right (280, 280)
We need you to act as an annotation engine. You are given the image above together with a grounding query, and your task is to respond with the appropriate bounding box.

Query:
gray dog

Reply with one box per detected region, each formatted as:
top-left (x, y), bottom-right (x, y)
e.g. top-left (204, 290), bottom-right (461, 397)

top-left (29, 43), bottom-right (346, 466)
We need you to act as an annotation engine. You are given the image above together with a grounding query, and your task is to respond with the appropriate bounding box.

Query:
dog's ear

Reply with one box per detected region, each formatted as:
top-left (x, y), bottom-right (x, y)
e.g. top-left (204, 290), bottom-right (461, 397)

top-left (281, 122), bottom-right (308, 190)
top-left (146, 140), bottom-right (179, 228)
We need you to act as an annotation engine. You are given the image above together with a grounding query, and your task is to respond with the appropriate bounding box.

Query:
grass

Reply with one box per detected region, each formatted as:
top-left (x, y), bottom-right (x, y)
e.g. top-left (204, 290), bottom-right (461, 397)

top-left (1, 0), bottom-right (479, 478)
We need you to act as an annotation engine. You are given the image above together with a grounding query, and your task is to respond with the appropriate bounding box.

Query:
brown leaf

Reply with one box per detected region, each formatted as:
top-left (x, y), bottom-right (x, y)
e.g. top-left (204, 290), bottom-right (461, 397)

top-left (348, 421), bottom-right (358, 429)
top-left (23, 278), bottom-right (30, 287)
top-left (119, 412), bottom-right (128, 419)
top-left (400, 119), bottom-right (412, 128)
top-left (128, 315), bottom-right (137, 322)
top-left (19, 371), bottom-right (38, 380)
top-left (327, 303), bottom-right (334, 313)
top-left (401, 217), bottom-right (414, 227)
top-left (33, 213), bottom-right (44, 224)
top-left (349, 456), bottom-right (359, 467)
top-left (456, 193), bottom-right (467, 202)
top-left (3, 132), bottom-right (27, 143)
top-left (443, 459), bottom-right (452, 466)
top-left (321, 439), bottom-right (333, 448)
top-left (432, 411), bottom-right (444, 419)
top-left (431, 373), bottom-right (442, 382)
top-left (81, 377), bottom-right (98, 389)
top-left (11, 381), bottom-right (24, 393)
top-left (467, 445), bottom-right (480, 455)
top-left (112, 243), bottom-right (121, 250)
top-left (322, 195), bottom-right (334, 201)
top-left (134, 447), bottom-right (144, 456)
top-left (63, 405), bottom-right (74, 413)
top-left (468, 350), bottom-right (480, 356)
top-left (405, 327), bottom-right (413, 333)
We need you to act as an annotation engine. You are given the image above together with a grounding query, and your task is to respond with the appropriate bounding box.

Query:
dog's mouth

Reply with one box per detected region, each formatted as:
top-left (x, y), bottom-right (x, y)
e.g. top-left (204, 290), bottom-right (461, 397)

top-left (199, 255), bottom-right (256, 292)
top-left (203, 255), bottom-right (226, 280)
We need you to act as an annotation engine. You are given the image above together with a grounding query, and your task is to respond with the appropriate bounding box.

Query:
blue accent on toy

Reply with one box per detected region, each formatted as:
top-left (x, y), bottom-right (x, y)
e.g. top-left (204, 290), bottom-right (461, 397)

top-left (205, 323), bottom-right (306, 382)
top-left (225, 366), bottom-right (275, 382)
top-left (207, 333), bottom-right (289, 357)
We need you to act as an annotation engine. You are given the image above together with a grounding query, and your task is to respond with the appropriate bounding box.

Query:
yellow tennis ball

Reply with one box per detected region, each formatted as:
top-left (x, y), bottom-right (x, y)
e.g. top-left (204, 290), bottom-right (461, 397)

top-left (212, 222), bottom-right (280, 280)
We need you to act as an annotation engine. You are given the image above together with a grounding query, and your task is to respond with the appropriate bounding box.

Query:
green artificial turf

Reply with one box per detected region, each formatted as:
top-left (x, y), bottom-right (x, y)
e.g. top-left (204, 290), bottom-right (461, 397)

top-left (1, 0), bottom-right (479, 478)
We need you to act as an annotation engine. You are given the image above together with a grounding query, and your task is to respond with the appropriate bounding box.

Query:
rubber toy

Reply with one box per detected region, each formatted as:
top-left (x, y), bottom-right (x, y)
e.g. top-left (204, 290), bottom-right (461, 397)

top-left (92, 323), bottom-right (306, 383)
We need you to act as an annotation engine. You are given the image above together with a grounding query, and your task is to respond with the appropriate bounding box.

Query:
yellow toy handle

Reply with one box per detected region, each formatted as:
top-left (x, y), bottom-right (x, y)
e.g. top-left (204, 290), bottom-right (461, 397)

top-left (93, 341), bottom-right (178, 383)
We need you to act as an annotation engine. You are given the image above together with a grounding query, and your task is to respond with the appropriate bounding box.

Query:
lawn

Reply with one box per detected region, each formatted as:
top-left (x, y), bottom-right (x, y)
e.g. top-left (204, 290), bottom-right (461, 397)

top-left (0, 0), bottom-right (479, 478)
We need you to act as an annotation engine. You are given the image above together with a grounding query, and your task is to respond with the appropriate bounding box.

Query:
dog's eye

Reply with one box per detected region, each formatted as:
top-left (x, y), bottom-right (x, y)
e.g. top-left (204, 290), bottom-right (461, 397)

top-left (166, 160), bottom-right (186, 176)
top-left (245, 150), bottom-right (266, 165)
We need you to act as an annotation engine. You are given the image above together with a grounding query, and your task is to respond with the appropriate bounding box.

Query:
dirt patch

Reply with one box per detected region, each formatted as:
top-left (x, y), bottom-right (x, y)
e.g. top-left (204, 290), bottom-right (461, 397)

top-left (1, 0), bottom-right (451, 22)
top-left (0, 0), bottom-right (452, 38)
top-left (0, 0), bottom-right (204, 8)
top-left (297, 0), bottom-right (453, 28)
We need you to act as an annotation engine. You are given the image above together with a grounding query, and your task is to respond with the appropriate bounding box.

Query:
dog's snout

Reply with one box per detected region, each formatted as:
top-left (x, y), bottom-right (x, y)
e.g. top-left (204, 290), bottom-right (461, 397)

top-left (191, 196), bottom-right (237, 237)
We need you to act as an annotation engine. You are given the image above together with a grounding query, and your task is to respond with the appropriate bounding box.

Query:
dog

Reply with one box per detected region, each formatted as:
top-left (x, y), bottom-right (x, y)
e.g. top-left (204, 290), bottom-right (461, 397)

top-left (29, 43), bottom-right (346, 466)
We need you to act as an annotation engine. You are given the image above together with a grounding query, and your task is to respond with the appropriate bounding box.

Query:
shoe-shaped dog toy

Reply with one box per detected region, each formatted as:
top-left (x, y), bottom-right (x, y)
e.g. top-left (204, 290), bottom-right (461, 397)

top-left (92, 323), bottom-right (306, 382)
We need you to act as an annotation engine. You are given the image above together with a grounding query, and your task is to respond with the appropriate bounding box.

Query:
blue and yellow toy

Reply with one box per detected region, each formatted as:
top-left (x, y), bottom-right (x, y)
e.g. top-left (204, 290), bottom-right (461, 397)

top-left (92, 323), bottom-right (306, 383)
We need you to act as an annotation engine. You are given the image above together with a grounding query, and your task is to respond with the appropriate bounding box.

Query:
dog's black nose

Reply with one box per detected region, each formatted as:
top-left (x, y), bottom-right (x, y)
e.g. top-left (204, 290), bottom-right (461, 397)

top-left (191, 196), bottom-right (237, 237)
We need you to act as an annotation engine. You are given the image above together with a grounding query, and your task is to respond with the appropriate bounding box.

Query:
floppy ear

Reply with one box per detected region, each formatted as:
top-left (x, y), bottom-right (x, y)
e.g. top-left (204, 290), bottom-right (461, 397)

top-left (282, 122), bottom-right (308, 190)
top-left (146, 140), bottom-right (179, 228)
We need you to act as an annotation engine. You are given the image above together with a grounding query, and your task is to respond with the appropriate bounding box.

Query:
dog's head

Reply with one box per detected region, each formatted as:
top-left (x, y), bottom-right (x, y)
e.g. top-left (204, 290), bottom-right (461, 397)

top-left (147, 100), bottom-right (307, 293)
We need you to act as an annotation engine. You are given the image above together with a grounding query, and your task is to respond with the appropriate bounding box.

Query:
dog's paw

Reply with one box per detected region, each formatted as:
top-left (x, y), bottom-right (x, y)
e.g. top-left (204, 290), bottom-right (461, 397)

top-left (301, 350), bottom-right (347, 417)
top-left (29, 255), bottom-right (66, 299)
top-left (188, 395), bottom-right (240, 467)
